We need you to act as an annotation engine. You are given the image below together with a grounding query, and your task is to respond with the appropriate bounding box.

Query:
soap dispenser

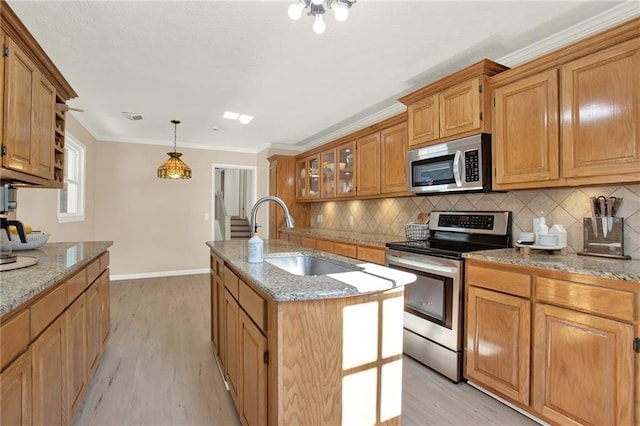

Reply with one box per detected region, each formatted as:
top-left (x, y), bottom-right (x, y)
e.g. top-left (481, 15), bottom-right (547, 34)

top-left (247, 233), bottom-right (264, 263)
top-left (534, 211), bottom-right (548, 245)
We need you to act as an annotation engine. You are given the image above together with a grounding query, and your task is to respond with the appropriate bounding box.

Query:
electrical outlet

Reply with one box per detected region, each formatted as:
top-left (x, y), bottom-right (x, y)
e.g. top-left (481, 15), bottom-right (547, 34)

top-left (349, 215), bottom-right (354, 226)
top-left (204, 213), bottom-right (210, 221)
top-left (317, 214), bottom-right (323, 223)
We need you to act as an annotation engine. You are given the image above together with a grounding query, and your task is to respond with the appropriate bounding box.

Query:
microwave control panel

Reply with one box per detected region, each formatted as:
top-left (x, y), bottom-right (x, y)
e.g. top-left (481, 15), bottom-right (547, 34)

top-left (464, 149), bottom-right (480, 182)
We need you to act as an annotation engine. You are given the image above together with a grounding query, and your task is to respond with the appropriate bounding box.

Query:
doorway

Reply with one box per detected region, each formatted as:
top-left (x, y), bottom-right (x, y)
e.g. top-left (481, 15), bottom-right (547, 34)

top-left (212, 165), bottom-right (257, 241)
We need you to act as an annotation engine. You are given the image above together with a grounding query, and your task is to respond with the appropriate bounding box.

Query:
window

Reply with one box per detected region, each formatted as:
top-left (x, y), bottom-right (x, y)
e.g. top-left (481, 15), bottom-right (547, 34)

top-left (58, 135), bottom-right (86, 222)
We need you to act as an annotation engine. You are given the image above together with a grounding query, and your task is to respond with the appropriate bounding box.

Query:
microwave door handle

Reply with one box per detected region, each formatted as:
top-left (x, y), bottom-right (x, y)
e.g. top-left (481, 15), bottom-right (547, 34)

top-left (453, 150), bottom-right (463, 187)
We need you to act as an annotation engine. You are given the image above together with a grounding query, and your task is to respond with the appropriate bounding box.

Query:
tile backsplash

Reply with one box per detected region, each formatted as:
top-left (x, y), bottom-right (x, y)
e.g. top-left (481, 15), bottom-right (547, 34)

top-left (310, 184), bottom-right (640, 259)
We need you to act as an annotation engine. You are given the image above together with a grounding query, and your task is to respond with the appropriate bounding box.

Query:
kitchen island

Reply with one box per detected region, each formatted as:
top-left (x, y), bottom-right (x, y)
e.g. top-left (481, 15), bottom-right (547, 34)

top-left (0, 241), bottom-right (113, 425)
top-left (207, 239), bottom-right (415, 426)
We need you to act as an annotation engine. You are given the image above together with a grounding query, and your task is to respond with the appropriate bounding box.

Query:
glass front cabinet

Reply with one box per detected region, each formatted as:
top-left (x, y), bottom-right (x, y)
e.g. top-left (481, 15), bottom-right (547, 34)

top-left (321, 149), bottom-right (336, 198)
top-left (337, 142), bottom-right (355, 197)
top-left (296, 155), bottom-right (320, 200)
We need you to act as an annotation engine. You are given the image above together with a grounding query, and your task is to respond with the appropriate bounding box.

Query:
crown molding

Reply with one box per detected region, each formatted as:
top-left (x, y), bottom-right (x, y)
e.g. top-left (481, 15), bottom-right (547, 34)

top-left (497, 1), bottom-right (640, 67)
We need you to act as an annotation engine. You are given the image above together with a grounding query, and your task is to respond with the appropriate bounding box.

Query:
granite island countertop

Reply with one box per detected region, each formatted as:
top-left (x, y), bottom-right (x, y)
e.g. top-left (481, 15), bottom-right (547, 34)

top-left (207, 239), bottom-right (416, 302)
top-left (0, 241), bottom-right (114, 317)
top-left (464, 248), bottom-right (640, 282)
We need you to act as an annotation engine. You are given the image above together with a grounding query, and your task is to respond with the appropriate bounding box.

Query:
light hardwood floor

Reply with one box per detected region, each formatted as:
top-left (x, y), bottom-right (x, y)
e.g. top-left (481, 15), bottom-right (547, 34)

top-left (74, 274), bottom-right (538, 426)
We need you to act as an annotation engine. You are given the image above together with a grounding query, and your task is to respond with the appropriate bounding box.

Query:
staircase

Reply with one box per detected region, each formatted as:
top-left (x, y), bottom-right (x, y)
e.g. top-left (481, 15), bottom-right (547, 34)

top-left (230, 217), bottom-right (251, 239)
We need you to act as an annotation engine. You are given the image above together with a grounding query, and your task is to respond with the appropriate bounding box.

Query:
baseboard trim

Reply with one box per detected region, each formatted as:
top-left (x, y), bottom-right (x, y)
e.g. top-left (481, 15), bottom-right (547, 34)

top-left (110, 268), bottom-right (209, 281)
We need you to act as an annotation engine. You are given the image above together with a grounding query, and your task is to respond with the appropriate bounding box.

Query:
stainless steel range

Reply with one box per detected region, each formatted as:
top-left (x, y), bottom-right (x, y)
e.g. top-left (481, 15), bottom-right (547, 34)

top-left (386, 211), bottom-right (512, 382)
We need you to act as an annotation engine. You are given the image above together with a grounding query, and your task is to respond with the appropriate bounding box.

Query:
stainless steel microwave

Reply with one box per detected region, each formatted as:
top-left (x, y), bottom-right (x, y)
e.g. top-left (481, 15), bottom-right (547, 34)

top-left (407, 134), bottom-right (492, 195)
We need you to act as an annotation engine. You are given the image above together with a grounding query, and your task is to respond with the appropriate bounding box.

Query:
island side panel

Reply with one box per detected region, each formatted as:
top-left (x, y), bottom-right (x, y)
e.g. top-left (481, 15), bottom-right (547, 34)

top-left (272, 287), bottom-right (404, 425)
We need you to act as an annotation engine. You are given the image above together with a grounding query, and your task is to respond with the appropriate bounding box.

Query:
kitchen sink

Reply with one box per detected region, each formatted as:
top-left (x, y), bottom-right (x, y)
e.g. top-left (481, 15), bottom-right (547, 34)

top-left (265, 255), bottom-right (359, 276)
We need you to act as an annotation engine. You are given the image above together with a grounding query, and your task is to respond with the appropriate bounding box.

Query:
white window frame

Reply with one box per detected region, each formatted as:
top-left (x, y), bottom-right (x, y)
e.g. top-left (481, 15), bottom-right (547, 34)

top-left (58, 134), bottom-right (86, 223)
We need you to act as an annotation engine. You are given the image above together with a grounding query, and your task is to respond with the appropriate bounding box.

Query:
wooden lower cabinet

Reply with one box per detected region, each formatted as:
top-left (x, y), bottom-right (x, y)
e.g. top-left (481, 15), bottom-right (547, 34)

top-left (0, 350), bottom-right (32, 426)
top-left (224, 289), bottom-right (240, 408)
top-left (86, 279), bottom-right (102, 377)
top-left (66, 293), bottom-right (87, 417)
top-left (99, 271), bottom-right (111, 348)
top-left (465, 286), bottom-right (530, 406)
top-left (464, 258), bottom-right (638, 425)
top-left (32, 313), bottom-right (67, 426)
top-left (533, 304), bottom-right (634, 425)
top-left (239, 310), bottom-right (267, 426)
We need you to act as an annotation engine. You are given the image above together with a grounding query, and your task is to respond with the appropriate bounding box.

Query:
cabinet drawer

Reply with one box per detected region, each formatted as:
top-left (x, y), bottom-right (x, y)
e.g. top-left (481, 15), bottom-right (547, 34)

top-left (239, 280), bottom-right (266, 333)
top-left (466, 263), bottom-right (531, 298)
top-left (99, 251), bottom-right (110, 272)
top-left (315, 239), bottom-right (334, 253)
top-left (289, 235), bottom-right (301, 245)
top-left (536, 277), bottom-right (635, 322)
top-left (86, 258), bottom-right (101, 285)
top-left (224, 266), bottom-right (240, 300)
top-left (334, 242), bottom-right (357, 259)
top-left (0, 309), bottom-right (30, 370)
top-left (357, 245), bottom-right (386, 265)
top-left (66, 269), bottom-right (88, 305)
top-left (301, 237), bottom-right (316, 249)
top-left (30, 283), bottom-right (66, 339)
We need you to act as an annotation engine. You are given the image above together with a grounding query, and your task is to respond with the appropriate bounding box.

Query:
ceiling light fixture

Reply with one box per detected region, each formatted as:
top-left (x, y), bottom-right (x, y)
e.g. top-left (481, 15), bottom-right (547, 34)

top-left (157, 120), bottom-right (192, 180)
top-left (288, 0), bottom-right (356, 34)
top-left (223, 111), bottom-right (254, 124)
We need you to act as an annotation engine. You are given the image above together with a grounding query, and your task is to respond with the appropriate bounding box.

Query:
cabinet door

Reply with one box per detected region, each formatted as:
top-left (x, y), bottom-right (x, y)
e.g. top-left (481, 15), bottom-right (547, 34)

top-left (67, 293), bottom-right (88, 417)
top-left (307, 155), bottom-right (320, 199)
top-left (407, 95), bottom-right (439, 146)
top-left (0, 350), bottom-right (32, 426)
top-left (561, 38), bottom-right (640, 179)
top-left (533, 304), bottom-right (634, 426)
top-left (320, 148), bottom-right (337, 198)
top-left (356, 132), bottom-right (381, 196)
top-left (295, 159), bottom-right (307, 199)
top-left (239, 310), bottom-right (267, 426)
top-left (337, 141), bottom-right (355, 197)
top-left (32, 313), bottom-right (67, 426)
top-left (211, 264), bottom-right (219, 352)
top-left (440, 77), bottom-right (481, 138)
top-left (493, 69), bottom-right (560, 188)
top-left (86, 280), bottom-right (101, 377)
top-left (33, 74), bottom-right (56, 179)
top-left (1, 31), bottom-right (5, 150)
top-left (224, 290), bottom-right (240, 407)
top-left (465, 286), bottom-right (530, 406)
top-left (99, 271), bottom-right (111, 348)
top-left (4, 37), bottom-right (37, 175)
top-left (380, 122), bottom-right (408, 194)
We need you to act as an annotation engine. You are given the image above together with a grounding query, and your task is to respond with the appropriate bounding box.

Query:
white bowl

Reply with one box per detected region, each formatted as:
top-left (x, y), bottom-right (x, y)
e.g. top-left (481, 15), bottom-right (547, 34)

top-left (11, 233), bottom-right (50, 251)
top-left (538, 234), bottom-right (558, 247)
top-left (518, 232), bottom-right (535, 243)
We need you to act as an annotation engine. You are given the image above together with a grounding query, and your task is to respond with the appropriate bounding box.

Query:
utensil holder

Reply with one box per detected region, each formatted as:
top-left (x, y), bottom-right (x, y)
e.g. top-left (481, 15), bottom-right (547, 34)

top-left (580, 217), bottom-right (630, 259)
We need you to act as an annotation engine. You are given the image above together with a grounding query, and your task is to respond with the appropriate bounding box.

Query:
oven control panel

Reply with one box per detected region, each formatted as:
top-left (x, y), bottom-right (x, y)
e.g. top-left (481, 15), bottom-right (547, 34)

top-left (437, 214), bottom-right (494, 230)
top-left (430, 211), bottom-right (511, 235)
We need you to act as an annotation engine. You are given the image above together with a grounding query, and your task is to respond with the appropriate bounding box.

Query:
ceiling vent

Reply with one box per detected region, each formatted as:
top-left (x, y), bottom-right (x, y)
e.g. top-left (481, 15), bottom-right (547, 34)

top-left (123, 112), bottom-right (143, 120)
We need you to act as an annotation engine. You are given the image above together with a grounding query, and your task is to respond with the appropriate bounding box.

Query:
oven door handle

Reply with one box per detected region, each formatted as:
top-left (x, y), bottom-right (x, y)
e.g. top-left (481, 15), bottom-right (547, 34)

top-left (387, 256), bottom-right (458, 277)
top-left (453, 150), bottom-right (463, 187)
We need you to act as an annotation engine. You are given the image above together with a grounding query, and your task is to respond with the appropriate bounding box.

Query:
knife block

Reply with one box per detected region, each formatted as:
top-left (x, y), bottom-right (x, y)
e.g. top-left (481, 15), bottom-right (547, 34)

top-left (580, 217), bottom-right (630, 259)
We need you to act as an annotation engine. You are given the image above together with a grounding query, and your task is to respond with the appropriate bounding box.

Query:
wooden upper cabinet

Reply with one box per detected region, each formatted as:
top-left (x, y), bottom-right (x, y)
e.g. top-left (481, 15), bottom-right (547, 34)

top-left (407, 95), bottom-right (439, 146)
top-left (320, 148), bottom-right (337, 198)
top-left (268, 155), bottom-right (309, 236)
top-left (533, 304), bottom-right (634, 425)
top-left (4, 37), bottom-right (37, 175)
top-left (561, 38), bottom-right (640, 180)
top-left (295, 155), bottom-right (320, 200)
top-left (33, 75), bottom-right (56, 180)
top-left (400, 60), bottom-right (508, 148)
top-left (380, 122), bottom-right (408, 194)
top-left (492, 69), bottom-right (560, 189)
top-left (440, 77), bottom-right (481, 138)
top-left (336, 141), bottom-right (356, 198)
top-left (356, 132), bottom-right (381, 196)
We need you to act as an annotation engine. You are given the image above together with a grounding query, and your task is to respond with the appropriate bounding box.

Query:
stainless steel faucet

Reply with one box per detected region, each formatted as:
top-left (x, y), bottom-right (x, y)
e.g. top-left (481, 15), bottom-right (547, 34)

top-left (250, 196), bottom-right (295, 234)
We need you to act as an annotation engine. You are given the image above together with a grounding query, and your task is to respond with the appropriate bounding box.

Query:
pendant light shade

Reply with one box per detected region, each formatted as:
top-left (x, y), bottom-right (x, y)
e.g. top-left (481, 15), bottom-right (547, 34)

top-left (157, 120), bottom-right (192, 179)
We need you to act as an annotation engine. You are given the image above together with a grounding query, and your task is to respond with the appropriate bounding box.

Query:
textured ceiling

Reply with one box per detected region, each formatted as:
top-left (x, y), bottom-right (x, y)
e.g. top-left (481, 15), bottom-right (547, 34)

top-left (6, 1), bottom-right (633, 153)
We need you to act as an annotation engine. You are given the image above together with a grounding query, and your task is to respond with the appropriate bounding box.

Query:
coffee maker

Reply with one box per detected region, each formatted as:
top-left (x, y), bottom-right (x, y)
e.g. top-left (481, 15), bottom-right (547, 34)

top-left (1, 183), bottom-right (27, 265)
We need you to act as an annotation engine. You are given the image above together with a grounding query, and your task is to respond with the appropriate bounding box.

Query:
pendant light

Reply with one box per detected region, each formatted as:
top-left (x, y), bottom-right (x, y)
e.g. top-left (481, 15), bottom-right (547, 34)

top-left (157, 120), bottom-right (192, 179)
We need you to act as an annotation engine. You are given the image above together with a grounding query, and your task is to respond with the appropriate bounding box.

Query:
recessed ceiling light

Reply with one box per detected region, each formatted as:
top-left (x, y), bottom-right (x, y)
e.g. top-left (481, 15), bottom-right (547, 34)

top-left (122, 112), bottom-right (143, 120)
top-left (238, 114), bottom-right (254, 124)
top-left (223, 111), bottom-right (240, 120)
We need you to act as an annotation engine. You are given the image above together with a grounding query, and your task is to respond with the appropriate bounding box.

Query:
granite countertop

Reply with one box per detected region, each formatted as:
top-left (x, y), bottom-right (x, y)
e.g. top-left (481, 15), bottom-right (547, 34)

top-left (207, 239), bottom-right (416, 302)
top-left (279, 228), bottom-right (402, 247)
top-left (464, 248), bottom-right (640, 282)
top-left (0, 241), bottom-right (114, 318)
